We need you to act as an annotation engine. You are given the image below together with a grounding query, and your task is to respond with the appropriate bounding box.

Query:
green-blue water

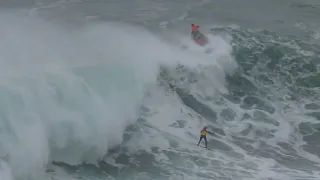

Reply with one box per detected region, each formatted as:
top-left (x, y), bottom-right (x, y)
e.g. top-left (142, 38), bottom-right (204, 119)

top-left (0, 0), bottom-right (320, 180)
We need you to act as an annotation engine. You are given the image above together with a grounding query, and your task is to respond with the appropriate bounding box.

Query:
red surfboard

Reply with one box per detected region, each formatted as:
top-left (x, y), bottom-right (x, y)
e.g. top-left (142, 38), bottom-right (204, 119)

top-left (193, 33), bottom-right (209, 46)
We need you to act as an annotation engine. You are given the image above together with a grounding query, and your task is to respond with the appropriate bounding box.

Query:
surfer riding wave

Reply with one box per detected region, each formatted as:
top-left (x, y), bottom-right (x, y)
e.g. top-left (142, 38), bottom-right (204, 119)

top-left (191, 24), bottom-right (209, 46)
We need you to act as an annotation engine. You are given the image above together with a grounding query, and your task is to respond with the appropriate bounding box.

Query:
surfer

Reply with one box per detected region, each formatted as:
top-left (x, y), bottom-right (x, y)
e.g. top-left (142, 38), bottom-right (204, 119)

top-left (197, 127), bottom-right (213, 148)
top-left (191, 24), bottom-right (209, 46)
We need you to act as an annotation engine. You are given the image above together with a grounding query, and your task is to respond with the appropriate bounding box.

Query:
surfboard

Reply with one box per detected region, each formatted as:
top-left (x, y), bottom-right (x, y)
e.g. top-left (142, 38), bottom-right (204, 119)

top-left (197, 145), bottom-right (208, 148)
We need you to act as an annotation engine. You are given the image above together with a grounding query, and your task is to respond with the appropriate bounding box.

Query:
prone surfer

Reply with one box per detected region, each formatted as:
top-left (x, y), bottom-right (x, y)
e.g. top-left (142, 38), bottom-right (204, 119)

top-left (191, 24), bottom-right (208, 46)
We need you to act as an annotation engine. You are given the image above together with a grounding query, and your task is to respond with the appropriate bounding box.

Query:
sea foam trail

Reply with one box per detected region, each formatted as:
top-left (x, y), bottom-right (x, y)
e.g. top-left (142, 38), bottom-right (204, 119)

top-left (0, 13), bottom-right (165, 180)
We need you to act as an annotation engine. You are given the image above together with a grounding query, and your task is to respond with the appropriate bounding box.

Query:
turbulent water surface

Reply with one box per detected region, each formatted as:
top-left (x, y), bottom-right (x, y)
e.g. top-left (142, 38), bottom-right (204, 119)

top-left (0, 0), bottom-right (320, 180)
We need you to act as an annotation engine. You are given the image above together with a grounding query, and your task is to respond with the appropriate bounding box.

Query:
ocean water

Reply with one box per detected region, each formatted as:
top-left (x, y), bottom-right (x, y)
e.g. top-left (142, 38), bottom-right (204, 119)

top-left (0, 0), bottom-right (320, 180)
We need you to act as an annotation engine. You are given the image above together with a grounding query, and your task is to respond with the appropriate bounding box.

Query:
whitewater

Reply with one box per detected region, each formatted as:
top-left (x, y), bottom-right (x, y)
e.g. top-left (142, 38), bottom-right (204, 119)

top-left (0, 0), bottom-right (320, 180)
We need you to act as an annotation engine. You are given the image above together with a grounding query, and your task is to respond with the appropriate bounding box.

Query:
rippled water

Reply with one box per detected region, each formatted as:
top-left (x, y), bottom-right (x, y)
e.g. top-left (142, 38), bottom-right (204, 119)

top-left (0, 0), bottom-right (320, 180)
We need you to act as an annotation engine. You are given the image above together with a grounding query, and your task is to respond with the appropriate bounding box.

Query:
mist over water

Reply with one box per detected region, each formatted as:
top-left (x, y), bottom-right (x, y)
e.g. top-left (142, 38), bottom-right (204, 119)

top-left (0, 12), bottom-right (163, 179)
top-left (0, 10), bottom-right (235, 179)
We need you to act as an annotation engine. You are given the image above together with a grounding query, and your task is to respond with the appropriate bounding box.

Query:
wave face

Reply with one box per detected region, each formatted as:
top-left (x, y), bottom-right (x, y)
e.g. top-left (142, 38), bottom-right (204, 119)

top-left (0, 13), bottom-right (165, 180)
top-left (1, 0), bottom-right (320, 180)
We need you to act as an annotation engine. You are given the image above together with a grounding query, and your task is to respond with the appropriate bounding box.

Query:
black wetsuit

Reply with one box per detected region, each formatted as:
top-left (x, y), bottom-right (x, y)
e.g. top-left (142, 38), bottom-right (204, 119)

top-left (191, 31), bottom-right (204, 40)
top-left (197, 130), bottom-right (208, 148)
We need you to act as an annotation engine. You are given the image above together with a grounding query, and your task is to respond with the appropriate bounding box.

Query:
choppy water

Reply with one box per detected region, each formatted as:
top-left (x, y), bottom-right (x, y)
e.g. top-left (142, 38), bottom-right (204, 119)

top-left (0, 0), bottom-right (320, 180)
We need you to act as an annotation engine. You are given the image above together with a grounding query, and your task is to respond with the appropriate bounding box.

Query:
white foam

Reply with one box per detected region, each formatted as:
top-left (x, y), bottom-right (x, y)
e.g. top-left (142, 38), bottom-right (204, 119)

top-left (0, 160), bottom-right (14, 180)
top-left (123, 30), bottom-right (320, 179)
top-left (0, 12), bottom-right (169, 179)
